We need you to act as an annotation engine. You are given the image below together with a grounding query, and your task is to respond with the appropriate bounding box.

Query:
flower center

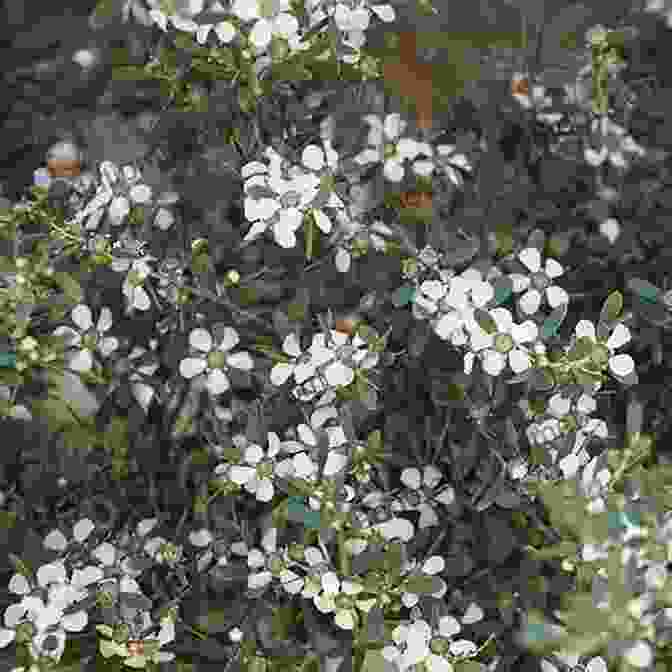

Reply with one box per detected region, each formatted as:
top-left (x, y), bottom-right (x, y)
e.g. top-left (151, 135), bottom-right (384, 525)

top-left (530, 271), bottom-right (549, 290)
top-left (207, 350), bottom-right (226, 370)
top-left (494, 333), bottom-right (514, 353)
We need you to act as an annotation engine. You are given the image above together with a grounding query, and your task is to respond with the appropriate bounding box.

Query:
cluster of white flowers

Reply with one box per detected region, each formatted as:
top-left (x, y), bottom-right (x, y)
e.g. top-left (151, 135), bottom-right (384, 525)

top-left (270, 328), bottom-right (379, 402)
top-left (0, 517), bottom-right (182, 670)
top-left (241, 143), bottom-right (348, 249)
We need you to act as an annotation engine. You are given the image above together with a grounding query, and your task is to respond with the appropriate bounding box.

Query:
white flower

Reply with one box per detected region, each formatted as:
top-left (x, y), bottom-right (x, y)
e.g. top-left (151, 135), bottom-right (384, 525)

top-left (355, 113), bottom-right (423, 183)
top-left (144, 537), bottom-right (183, 565)
top-left (111, 256), bottom-right (155, 312)
top-left (584, 117), bottom-right (646, 169)
top-left (217, 436), bottom-right (281, 502)
top-left (396, 466), bottom-right (455, 528)
top-left (231, 0), bottom-right (299, 49)
top-left (465, 307), bottom-right (539, 376)
top-left (270, 333), bottom-right (319, 386)
top-left (510, 248), bottom-right (568, 315)
top-left (43, 519), bottom-right (96, 553)
top-left (435, 143), bottom-right (473, 188)
top-left (52, 305), bottom-right (118, 373)
top-left (432, 269), bottom-right (494, 345)
top-left (573, 319), bottom-right (635, 379)
top-left (179, 327), bottom-right (254, 395)
top-left (401, 556), bottom-right (447, 608)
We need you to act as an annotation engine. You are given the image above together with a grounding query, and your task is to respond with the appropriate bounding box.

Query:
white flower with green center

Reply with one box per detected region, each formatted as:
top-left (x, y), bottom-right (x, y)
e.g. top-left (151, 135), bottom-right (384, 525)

top-left (179, 327), bottom-right (254, 396)
top-left (570, 319), bottom-right (635, 380)
top-left (510, 247), bottom-right (568, 315)
top-left (110, 256), bottom-right (155, 312)
top-left (51, 305), bottom-right (118, 373)
top-left (231, 0), bottom-right (299, 49)
top-left (432, 270), bottom-right (494, 346)
top-left (464, 307), bottom-right (539, 376)
top-left (584, 117), bottom-right (646, 169)
top-left (355, 113), bottom-right (423, 183)
top-left (143, 537), bottom-right (183, 566)
top-left (223, 438), bottom-right (281, 502)
top-left (42, 518), bottom-right (96, 554)
top-left (270, 333), bottom-right (319, 387)
top-left (395, 466), bottom-right (455, 529)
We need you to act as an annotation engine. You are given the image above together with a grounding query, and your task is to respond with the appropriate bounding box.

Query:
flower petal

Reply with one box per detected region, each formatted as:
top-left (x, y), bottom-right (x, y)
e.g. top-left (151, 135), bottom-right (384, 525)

top-left (518, 247), bottom-right (541, 273)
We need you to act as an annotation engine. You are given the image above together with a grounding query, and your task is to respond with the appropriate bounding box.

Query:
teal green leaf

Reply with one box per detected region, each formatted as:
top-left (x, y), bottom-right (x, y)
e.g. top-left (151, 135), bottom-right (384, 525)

top-left (0, 352), bottom-right (16, 368)
top-left (627, 277), bottom-right (661, 304)
top-left (392, 284), bottom-right (416, 308)
top-left (491, 276), bottom-right (513, 306)
top-left (286, 496), bottom-right (322, 529)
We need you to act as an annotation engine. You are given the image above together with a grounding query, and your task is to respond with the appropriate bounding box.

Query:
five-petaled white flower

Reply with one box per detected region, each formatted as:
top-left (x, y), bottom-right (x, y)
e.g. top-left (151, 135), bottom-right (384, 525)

top-left (510, 248), bottom-right (568, 315)
top-left (465, 307), bottom-right (539, 377)
top-left (179, 327), bottom-right (254, 395)
top-left (52, 306), bottom-right (119, 373)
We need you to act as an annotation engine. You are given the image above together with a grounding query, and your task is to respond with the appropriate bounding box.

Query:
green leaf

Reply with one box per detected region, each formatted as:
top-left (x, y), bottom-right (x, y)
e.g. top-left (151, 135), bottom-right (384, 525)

top-left (391, 284), bottom-right (416, 308)
top-left (361, 650), bottom-right (397, 672)
top-left (52, 271), bottom-right (83, 306)
top-left (403, 575), bottom-right (445, 594)
top-left (600, 290), bottom-right (623, 324)
top-left (627, 277), bottom-right (660, 304)
top-left (567, 336), bottom-right (594, 362)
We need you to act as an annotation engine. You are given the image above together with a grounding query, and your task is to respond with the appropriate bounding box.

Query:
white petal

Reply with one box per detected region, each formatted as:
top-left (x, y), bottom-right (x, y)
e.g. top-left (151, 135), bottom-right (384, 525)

top-left (207, 369), bottom-right (230, 395)
top-left (575, 319), bottom-right (596, 340)
top-left (384, 113), bottom-right (405, 140)
top-left (273, 12), bottom-right (298, 38)
top-left (190, 328), bottom-right (213, 352)
top-left (422, 464), bottom-right (443, 489)
top-left (519, 289), bottom-right (542, 315)
top-left (250, 18), bottom-right (273, 48)
top-left (422, 555), bottom-right (445, 575)
top-left (44, 529), bottom-right (69, 552)
top-left (8, 573), bottom-right (30, 596)
top-left (73, 518), bottom-right (95, 542)
top-left (544, 258), bottom-right (564, 279)
top-left (623, 641), bottom-right (653, 669)
top-left (439, 616), bottom-right (461, 637)
top-left (518, 247), bottom-right (541, 273)
top-left (325, 361), bottom-right (354, 387)
top-left (335, 248), bottom-right (351, 273)
top-left (370, 4), bottom-right (395, 21)
top-left (62, 610), bottom-right (88, 632)
top-left (256, 479), bottom-right (274, 502)
top-left (217, 327), bottom-right (240, 352)
top-left (375, 517), bottom-right (414, 542)
top-left (37, 561), bottom-right (67, 587)
top-left (546, 285), bottom-right (569, 308)
top-left (68, 349), bottom-right (93, 373)
top-left (215, 20), bottom-right (237, 42)
top-left (606, 323), bottom-right (631, 351)
top-left (129, 184), bottom-right (152, 204)
top-left (609, 354), bottom-right (635, 377)
top-left (302, 145), bottom-right (325, 171)
top-left (244, 444), bottom-right (264, 464)
top-left (179, 357), bottom-right (207, 379)
top-left (383, 159), bottom-right (405, 182)
top-left (226, 351), bottom-right (254, 371)
top-left (229, 466), bottom-right (256, 485)
top-left (401, 467), bottom-right (422, 490)
top-left (71, 304), bottom-right (93, 331)
top-left (482, 350), bottom-right (506, 376)
top-left (509, 273), bottom-right (531, 293)
top-left (0, 629), bottom-right (15, 647)
top-left (312, 209), bottom-right (332, 234)
top-left (283, 333), bottom-right (303, 358)
top-left (323, 451), bottom-right (348, 476)
top-left (270, 363), bottom-right (294, 386)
